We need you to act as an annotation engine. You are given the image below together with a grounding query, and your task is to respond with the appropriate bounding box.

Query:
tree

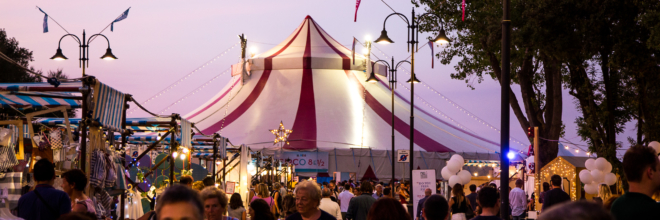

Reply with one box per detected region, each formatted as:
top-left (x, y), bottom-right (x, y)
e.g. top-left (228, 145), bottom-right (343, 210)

top-left (413, 0), bottom-right (660, 189)
top-left (413, 0), bottom-right (565, 169)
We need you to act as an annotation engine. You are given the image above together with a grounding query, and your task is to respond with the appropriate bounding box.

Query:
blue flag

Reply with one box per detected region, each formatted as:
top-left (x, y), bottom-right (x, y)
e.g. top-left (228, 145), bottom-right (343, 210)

top-left (37, 7), bottom-right (48, 33)
top-left (111, 7), bottom-right (130, 32)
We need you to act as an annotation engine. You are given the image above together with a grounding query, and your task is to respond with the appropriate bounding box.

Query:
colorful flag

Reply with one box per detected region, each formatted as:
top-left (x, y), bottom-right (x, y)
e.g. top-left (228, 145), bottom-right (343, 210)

top-left (352, 37), bottom-right (356, 65)
top-left (429, 41), bottom-right (434, 69)
top-left (111, 7), bottom-right (131, 32)
top-left (354, 0), bottom-right (362, 22)
top-left (462, 0), bottom-right (466, 21)
top-left (37, 7), bottom-right (48, 33)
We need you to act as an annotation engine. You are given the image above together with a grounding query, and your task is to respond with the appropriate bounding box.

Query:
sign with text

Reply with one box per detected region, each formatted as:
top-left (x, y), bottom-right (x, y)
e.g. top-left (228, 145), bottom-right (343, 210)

top-left (397, 150), bottom-right (410, 163)
top-left (412, 169), bottom-right (437, 219)
top-left (276, 152), bottom-right (328, 173)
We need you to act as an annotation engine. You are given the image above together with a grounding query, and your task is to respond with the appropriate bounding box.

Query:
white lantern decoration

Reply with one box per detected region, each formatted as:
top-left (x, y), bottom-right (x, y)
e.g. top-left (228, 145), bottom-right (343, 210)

top-left (446, 159), bottom-right (463, 173)
top-left (584, 183), bottom-right (598, 195)
top-left (604, 173), bottom-right (617, 185)
top-left (579, 169), bottom-right (593, 184)
top-left (595, 158), bottom-right (608, 171)
top-left (441, 167), bottom-right (454, 180)
top-left (590, 170), bottom-right (604, 183)
top-left (649, 141), bottom-right (660, 155)
top-left (448, 175), bottom-right (462, 188)
top-left (458, 170), bottom-right (472, 185)
top-left (585, 158), bottom-right (596, 171)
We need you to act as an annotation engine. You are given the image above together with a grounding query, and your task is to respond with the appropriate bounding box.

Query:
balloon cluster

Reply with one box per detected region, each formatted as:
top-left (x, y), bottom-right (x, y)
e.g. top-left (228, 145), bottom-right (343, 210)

top-left (579, 158), bottom-right (616, 195)
top-left (441, 154), bottom-right (472, 187)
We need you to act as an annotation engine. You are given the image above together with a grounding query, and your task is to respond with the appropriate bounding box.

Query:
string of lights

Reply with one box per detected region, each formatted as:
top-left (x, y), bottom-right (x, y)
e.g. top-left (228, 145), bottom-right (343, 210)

top-left (128, 43), bottom-right (238, 115)
top-left (157, 67), bottom-right (231, 114)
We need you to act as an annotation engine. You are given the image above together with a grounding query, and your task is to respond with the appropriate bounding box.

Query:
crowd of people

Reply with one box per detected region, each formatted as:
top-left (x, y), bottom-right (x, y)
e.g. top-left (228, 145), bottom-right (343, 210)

top-left (14, 144), bottom-right (660, 220)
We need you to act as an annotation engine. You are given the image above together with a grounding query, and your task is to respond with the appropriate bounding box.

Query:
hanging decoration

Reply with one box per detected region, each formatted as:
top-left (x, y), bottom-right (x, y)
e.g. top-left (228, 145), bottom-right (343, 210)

top-left (441, 154), bottom-right (471, 187)
top-left (579, 157), bottom-right (616, 194)
top-left (269, 121), bottom-right (292, 146)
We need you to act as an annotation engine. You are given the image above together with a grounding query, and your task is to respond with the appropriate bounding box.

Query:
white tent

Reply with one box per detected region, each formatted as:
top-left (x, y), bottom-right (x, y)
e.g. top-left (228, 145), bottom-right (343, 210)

top-left (185, 16), bottom-right (511, 180)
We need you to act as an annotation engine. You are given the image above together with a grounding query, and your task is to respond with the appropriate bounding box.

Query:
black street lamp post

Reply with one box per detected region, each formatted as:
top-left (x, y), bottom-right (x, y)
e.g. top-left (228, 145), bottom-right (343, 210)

top-left (372, 8), bottom-right (450, 217)
top-left (50, 30), bottom-right (118, 77)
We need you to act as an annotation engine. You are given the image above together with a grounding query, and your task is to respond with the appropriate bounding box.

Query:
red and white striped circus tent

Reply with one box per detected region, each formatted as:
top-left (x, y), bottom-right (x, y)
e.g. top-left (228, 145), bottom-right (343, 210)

top-left (185, 16), bottom-right (505, 178)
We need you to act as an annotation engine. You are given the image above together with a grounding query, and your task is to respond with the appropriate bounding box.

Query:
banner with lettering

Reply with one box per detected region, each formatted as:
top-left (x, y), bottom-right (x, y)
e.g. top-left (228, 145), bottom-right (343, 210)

top-left (276, 152), bottom-right (328, 173)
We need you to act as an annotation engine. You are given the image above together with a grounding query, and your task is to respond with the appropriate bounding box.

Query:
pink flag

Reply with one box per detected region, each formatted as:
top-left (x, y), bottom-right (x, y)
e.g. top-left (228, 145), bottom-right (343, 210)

top-left (352, 37), bottom-right (356, 64)
top-left (354, 0), bottom-right (362, 22)
top-left (462, 0), bottom-right (465, 21)
top-left (428, 41), bottom-right (434, 69)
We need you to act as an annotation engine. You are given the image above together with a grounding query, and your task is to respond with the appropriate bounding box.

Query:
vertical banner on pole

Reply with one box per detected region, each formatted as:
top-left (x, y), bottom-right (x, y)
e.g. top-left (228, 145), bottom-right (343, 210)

top-left (412, 169), bottom-right (437, 219)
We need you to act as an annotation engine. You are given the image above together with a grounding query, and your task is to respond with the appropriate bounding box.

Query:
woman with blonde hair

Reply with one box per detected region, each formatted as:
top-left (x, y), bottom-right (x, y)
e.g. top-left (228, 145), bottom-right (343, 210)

top-left (593, 184), bottom-right (612, 206)
top-left (447, 184), bottom-right (471, 220)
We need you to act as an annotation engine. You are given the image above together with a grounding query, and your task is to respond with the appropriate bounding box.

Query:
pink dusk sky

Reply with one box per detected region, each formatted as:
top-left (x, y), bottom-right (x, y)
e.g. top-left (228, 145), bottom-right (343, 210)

top-left (1, 0), bottom-right (636, 157)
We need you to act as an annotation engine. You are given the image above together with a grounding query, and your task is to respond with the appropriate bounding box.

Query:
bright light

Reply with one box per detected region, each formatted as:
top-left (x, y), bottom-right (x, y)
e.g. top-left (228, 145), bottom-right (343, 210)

top-left (250, 47), bottom-right (257, 54)
top-left (575, 149), bottom-right (579, 153)
top-left (182, 148), bottom-right (189, 153)
top-left (565, 145), bottom-right (569, 149)
top-left (365, 35), bottom-right (371, 42)
top-left (487, 175), bottom-right (491, 179)
top-left (362, 48), bottom-right (369, 55)
top-left (473, 172), bottom-right (478, 177)
top-left (435, 39), bottom-right (449, 45)
top-left (102, 57), bottom-right (115, 60)
top-left (180, 154), bottom-right (186, 160)
top-left (172, 152), bottom-right (178, 158)
top-left (215, 184), bottom-right (219, 188)
top-left (507, 152), bottom-right (515, 159)
top-left (53, 57), bottom-right (66, 61)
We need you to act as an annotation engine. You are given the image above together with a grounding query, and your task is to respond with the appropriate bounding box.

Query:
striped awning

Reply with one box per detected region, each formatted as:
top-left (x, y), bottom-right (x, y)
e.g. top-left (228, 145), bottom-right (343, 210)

top-left (34, 118), bottom-right (169, 132)
top-left (191, 152), bottom-right (222, 159)
top-left (0, 82), bottom-right (83, 92)
top-left (465, 160), bottom-right (500, 167)
top-left (0, 92), bottom-right (81, 109)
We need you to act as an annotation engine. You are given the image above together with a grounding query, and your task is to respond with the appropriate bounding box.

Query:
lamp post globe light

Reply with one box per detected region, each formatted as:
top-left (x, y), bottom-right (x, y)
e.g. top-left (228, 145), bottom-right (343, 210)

top-left (372, 8), bottom-right (450, 217)
top-left (50, 30), bottom-right (118, 77)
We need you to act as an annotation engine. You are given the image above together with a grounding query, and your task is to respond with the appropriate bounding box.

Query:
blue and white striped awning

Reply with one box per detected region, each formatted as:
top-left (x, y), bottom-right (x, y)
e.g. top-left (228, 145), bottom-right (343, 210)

top-left (0, 82), bottom-right (83, 92)
top-left (35, 117), bottom-right (171, 132)
top-left (465, 160), bottom-right (500, 167)
top-left (0, 92), bottom-right (81, 109)
top-left (116, 135), bottom-right (214, 145)
top-left (191, 152), bottom-right (222, 159)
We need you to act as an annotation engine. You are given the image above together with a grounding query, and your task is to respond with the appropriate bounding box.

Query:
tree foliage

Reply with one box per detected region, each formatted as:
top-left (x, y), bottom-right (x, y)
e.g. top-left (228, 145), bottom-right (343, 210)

top-left (413, 0), bottom-right (660, 188)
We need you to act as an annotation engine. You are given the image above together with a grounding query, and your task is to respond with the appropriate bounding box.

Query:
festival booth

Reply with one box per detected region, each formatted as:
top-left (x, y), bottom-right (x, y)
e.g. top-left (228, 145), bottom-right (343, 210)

top-left (183, 16), bottom-right (527, 186)
top-left (538, 156), bottom-right (619, 204)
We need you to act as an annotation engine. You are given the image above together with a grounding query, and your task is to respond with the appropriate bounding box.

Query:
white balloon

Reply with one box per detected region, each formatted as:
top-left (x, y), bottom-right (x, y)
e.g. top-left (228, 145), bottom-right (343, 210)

top-left (447, 159), bottom-right (463, 173)
top-left (595, 158), bottom-right (608, 171)
top-left (603, 161), bottom-right (612, 174)
top-left (458, 170), bottom-right (472, 184)
top-left (584, 183), bottom-right (599, 195)
top-left (585, 159), bottom-right (596, 171)
top-left (448, 175), bottom-right (463, 188)
top-left (579, 169), bottom-right (593, 184)
top-left (649, 141), bottom-right (660, 155)
top-left (450, 154), bottom-right (465, 164)
top-left (441, 167), bottom-right (454, 180)
top-left (604, 173), bottom-right (617, 185)
top-left (591, 170), bottom-right (604, 183)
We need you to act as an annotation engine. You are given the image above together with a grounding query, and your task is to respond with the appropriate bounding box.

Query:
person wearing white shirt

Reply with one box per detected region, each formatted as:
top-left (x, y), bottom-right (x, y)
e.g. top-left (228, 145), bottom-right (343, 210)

top-left (338, 184), bottom-right (354, 220)
top-left (509, 179), bottom-right (527, 220)
top-left (320, 188), bottom-right (342, 220)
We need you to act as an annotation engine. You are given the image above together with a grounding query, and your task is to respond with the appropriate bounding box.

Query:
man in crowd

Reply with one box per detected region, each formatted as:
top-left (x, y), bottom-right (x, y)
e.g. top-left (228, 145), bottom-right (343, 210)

top-left (179, 175), bottom-right (194, 188)
top-left (541, 175), bottom-right (570, 211)
top-left (416, 188), bottom-right (432, 220)
top-left (611, 145), bottom-right (660, 219)
top-left (346, 181), bottom-right (376, 220)
top-left (17, 159), bottom-right (71, 220)
top-left (320, 188), bottom-right (342, 220)
top-left (539, 201), bottom-right (614, 220)
top-left (466, 184), bottom-right (478, 213)
top-left (156, 185), bottom-right (204, 220)
top-left (372, 184), bottom-right (384, 200)
top-left (472, 187), bottom-right (502, 220)
top-left (338, 184), bottom-right (354, 219)
top-left (509, 179), bottom-right (526, 220)
top-left (421, 195), bottom-right (449, 220)
top-left (286, 181), bottom-right (336, 220)
top-left (202, 177), bottom-right (215, 187)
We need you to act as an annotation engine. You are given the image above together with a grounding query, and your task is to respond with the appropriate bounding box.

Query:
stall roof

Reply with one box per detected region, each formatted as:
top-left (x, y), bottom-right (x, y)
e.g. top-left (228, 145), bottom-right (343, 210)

top-left (0, 82), bottom-right (83, 92)
top-left (0, 92), bottom-right (81, 109)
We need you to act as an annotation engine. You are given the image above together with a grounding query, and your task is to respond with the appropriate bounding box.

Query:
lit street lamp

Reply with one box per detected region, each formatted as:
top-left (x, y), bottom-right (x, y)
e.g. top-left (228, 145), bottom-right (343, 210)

top-left (51, 30), bottom-right (118, 77)
top-left (373, 8), bottom-right (450, 217)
